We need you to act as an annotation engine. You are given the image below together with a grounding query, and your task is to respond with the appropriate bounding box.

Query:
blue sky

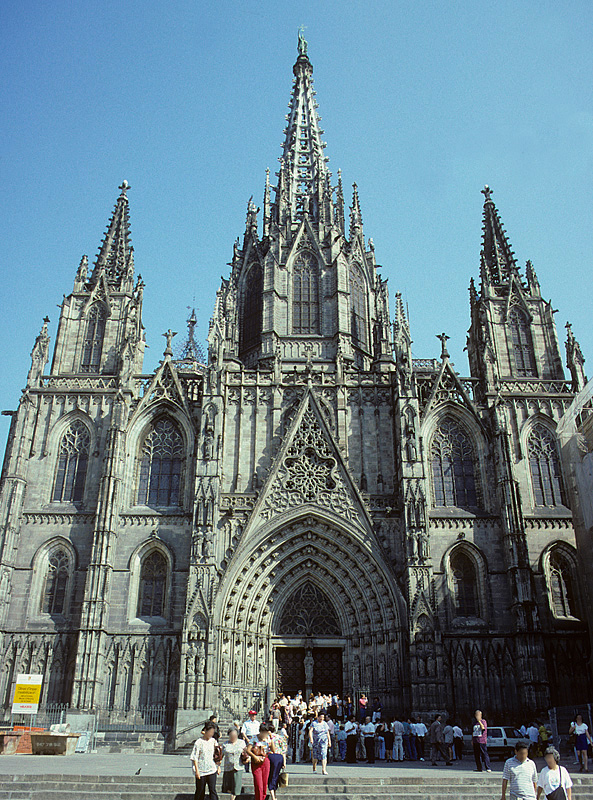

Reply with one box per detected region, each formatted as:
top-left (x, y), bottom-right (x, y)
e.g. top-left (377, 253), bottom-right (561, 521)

top-left (1, 0), bottom-right (592, 444)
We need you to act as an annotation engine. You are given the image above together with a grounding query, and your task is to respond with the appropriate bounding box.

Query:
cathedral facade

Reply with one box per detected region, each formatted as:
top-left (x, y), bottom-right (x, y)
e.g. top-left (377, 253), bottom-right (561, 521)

top-left (0, 40), bottom-right (591, 738)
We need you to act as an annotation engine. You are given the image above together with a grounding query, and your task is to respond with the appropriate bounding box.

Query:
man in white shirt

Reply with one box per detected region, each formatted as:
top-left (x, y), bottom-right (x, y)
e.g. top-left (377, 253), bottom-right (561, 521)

top-left (393, 717), bottom-right (404, 761)
top-left (502, 741), bottom-right (537, 800)
top-left (452, 723), bottom-right (463, 761)
top-left (361, 717), bottom-right (376, 764)
top-left (415, 719), bottom-right (428, 761)
top-left (526, 723), bottom-right (540, 759)
top-left (241, 710), bottom-right (260, 744)
top-left (344, 717), bottom-right (359, 764)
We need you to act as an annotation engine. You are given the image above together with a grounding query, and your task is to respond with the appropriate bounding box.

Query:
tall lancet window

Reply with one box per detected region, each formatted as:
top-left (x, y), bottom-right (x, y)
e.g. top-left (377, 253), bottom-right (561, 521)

top-left (52, 420), bottom-right (90, 503)
top-left (137, 418), bottom-right (184, 507)
top-left (350, 263), bottom-right (368, 350)
top-left (528, 424), bottom-right (564, 507)
top-left (508, 307), bottom-right (536, 377)
top-left (41, 549), bottom-right (71, 615)
top-left (450, 550), bottom-right (479, 617)
top-left (431, 419), bottom-right (478, 508)
top-left (81, 304), bottom-right (106, 373)
top-left (240, 264), bottom-right (263, 353)
top-left (292, 251), bottom-right (320, 334)
top-left (548, 549), bottom-right (577, 618)
top-left (137, 551), bottom-right (167, 618)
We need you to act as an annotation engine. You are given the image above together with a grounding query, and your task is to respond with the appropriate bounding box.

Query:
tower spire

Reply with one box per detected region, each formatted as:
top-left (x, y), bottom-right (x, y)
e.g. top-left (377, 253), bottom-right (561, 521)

top-left (480, 185), bottom-right (518, 286)
top-left (274, 32), bottom-right (328, 225)
top-left (91, 181), bottom-right (134, 288)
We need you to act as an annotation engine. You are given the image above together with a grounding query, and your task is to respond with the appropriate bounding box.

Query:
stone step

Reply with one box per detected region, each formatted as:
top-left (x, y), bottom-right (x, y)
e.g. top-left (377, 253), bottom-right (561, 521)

top-left (1, 794), bottom-right (593, 800)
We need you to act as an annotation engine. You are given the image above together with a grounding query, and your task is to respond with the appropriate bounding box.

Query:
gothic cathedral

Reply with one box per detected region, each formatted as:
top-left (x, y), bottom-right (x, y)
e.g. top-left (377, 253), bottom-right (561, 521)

top-left (0, 38), bottom-right (590, 739)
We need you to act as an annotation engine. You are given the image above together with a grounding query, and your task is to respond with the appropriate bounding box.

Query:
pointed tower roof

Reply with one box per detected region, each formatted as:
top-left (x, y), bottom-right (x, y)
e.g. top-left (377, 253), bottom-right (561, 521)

top-left (91, 181), bottom-right (134, 287)
top-left (275, 30), bottom-right (329, 222)
top-left (480, 185), bottom-right (518, 286)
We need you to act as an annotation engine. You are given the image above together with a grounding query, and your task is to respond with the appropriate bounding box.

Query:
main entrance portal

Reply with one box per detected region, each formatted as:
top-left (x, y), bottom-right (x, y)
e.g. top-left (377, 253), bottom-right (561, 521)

top-left (275, 647), bottom-right (343, 696)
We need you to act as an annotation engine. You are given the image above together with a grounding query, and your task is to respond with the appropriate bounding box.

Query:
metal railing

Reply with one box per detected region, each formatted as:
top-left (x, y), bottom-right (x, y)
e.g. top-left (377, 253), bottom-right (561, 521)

top-left (95, 705), bottom-right (173, 733)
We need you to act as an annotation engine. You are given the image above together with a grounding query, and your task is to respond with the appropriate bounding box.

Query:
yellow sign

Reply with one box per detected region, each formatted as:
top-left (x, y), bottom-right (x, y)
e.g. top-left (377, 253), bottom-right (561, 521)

top-left (12, 674), bottom-right (43, 714)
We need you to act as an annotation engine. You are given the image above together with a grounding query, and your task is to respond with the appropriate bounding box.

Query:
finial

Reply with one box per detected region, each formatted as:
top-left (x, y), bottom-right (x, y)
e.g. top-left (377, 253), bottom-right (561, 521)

top-left (437, 332), bottom-right (450, 360)
top-left (481, 184), bottom-right (493, 202)
top-left (163, 329), bottom-right (177, 357)
top-left (298, 25), bottom-right (308, 57)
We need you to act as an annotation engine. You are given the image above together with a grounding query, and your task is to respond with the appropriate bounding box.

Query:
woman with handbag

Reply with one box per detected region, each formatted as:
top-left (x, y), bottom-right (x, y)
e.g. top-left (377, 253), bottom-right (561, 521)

top-left (190, 722), bottom-right (221, 800)
top-left (245, 723), bottom-right (276, 800)
top-left (537, 746), bottom-right (573, 800)
top-left (569, 714), bottom-right (593, 773)
top-left (221, 727), bottom-right (246, 800)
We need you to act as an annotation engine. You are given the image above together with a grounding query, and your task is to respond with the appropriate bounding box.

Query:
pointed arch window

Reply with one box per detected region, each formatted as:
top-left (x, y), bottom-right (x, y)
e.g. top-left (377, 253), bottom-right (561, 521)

top-left (292, 251), bottom-right (320, 334)
top-left (547, 549), bottom-right (577, 618)
top-left (450, 550), bottom-right (479, 617)
top-left (137, 418), bottom-right (184, 507)
top-left (52, 420), bottom-right (90, 503)
top-left (508, 307), bottom-right (536, 377)
top-left (41, 549), bottom-right (71, 615)
top-left (240, 263), bottom-right (263, 353)
top-left (137, 551), bottom-right (167, 618)
top-left (81, 304), bottom-right (106, 373)
top-left (431, 419), bottom-right (478, 508)
top-left (277, 582), bottom-right (341, 636)
top-left (350, 263), bottom-right (368, 350)
top-left (528, 424), bottom-right (564, 507)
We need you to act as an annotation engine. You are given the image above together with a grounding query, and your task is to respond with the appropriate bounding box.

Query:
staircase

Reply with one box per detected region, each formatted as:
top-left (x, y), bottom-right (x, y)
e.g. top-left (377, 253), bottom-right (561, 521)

top-left (1, 773), bottom-right (592, 800)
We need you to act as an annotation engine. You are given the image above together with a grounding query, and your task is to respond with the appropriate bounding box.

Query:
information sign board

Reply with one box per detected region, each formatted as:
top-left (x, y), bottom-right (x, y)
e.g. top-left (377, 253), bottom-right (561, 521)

top-left (12, 674), bottom-right (43, 714)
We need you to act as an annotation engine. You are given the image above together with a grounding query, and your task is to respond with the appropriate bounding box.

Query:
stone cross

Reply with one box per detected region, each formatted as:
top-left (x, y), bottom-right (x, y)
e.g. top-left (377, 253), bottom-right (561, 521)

top-left (481, 184), bottom-right (493, 202)
top-left (437, 332), bottom-right (450, 360)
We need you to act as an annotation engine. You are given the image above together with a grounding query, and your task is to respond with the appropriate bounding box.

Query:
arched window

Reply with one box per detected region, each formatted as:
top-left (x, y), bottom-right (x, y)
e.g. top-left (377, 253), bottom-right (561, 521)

top-left (508, 307), bottom-right (536, 377)
top-left (292, 252), bottom-right (320, 334)
top-left (240, 264), bottom-right (263, 353)
top-left (81, 304), bottom-right (106, 373)
top-left (547, 549), bottom-right (577, 618)
top-left (450, 550), bottom-right (479, 617)
top-left (528, 424), bottom-right (564, 507)
top-left (277, 582), bottom-right (341, 636)
top-left (137, 551), bottom-right (167, 617)
top-left (350, 264), bottom-right (368, 350)
top-left (431, 419), bottom-right (478, 508)
top-left (137, 418), bottom-right (184, 507)
top-left (41, 549), bottom-right (70, 615)
top-left (52, 420), bottom-right (90, 503)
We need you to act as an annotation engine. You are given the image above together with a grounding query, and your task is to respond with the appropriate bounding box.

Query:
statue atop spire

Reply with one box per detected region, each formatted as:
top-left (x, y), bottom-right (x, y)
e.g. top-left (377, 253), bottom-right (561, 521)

top-left (297, 25), bottom-right (308, 57)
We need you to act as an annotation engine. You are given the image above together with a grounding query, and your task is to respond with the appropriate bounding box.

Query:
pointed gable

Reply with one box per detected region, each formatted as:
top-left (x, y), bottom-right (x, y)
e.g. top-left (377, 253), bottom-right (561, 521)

top-left (245, 389), bottom-right (372, 535)
top-left (135, 357), bottom-right (192, 419)
top-left (421, 359), bottom-right (480, 423)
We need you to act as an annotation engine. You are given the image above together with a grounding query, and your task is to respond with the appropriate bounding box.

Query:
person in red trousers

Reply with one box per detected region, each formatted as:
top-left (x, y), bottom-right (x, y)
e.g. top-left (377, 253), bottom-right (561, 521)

top-left (245, 723), bottom-right (276, 800)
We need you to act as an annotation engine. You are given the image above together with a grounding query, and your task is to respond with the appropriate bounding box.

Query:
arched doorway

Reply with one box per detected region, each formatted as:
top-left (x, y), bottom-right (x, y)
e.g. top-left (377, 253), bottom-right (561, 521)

top-left (274, 581), bottom-right (343, 697)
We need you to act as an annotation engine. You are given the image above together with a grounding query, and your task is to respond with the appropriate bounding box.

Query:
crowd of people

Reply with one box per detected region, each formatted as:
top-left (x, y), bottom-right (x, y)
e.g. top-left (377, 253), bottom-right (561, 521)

top-left (189, 695), bottom-right (592, 800)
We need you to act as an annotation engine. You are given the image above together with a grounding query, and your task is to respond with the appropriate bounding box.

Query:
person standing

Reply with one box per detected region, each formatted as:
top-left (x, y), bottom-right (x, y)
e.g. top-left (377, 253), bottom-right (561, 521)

top-left (527, 722), bottom-right (540, 759)
top-left (361, 716), bottom-right (376, 763)
top-left (345, 716), bottom-right (358, 764)
top-left (403, 718), bottom-right (417, 760)
top-left (443, 720), bottom-right (454, 764)
top-left (537, 746), bottom-right (572, 800)
top-left (337, 723), bottom-right (347, 761)
top-left (358, 694), bottom-right (368, 722)
top-left (569, 714), bottom-right (593, 773)
top-left (191, 722), bottom-right (221, 800)
top-left (429, 714), bottom-right (452, 766)
top-left (383, 719), bottom-right (395, 763)
top-left (501, 741), bottom-right (537, 800)
top-left (452, 722), bottom-right (463, 761)
top-left (221, 727), bottom-right (246, 800)
top-left (310, 712), bottom-right (331, 775)
top-left (245, 724), bottom-right (276, 800)
top-left (415, 717), bottom-right (428, 762)
top-left (240, 709), bottom-right (260, 773)
top-left (393, 717), bottom-right (404, 762)
top-left (472, 709), bottom-right (491, 773)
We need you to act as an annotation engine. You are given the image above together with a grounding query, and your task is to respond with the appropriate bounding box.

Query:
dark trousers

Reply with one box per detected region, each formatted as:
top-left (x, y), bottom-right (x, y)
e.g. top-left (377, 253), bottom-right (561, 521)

top-left (365, 736), bottom-right (375, 763)
top-left (430, 741), bottom-right (451, 764)
top-left (346, 734), bottom-right (358, 763)
top-left (454, 737), bottom-right (463, 760)
top-left (268, 753), bottom-right (284, 791)
top-left (416, 736), bottom-right (425, 759)
top-left (473, 740), bottom-right (491, 771)
top-left (195, 772), bottom-right (218, 800)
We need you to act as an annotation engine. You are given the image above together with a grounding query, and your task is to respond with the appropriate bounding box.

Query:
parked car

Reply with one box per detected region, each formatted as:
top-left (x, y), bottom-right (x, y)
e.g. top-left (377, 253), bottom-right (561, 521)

top-left (462, 726), bottom-right (525, 759)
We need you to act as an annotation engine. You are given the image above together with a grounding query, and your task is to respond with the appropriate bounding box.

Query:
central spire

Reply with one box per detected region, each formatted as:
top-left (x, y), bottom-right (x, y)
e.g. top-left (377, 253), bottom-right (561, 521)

top-left (275, 32), bottom-right (329, 224)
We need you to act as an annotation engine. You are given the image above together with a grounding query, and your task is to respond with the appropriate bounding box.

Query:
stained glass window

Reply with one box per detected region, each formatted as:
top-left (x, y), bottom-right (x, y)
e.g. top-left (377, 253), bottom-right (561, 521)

top-left (41, 549), bottom-right (70, 615)
top-left (137, 419), bottom-right (184, 506)
top-left (508, 307), bottom-right (536, 377)
top-left (528, 424), bottom-right (564, 507)
top-left (277, 582), bottom-right (341, 636)
top-left (350, 264), bottom-right (367, 350)
top-left (431, 420), bottom-right (478, 508)
top-left (52, 420), bottom-right (90, 503)
top-left (137, 551), bottom-right (167, 617)
top-left (81, 304), bottom-right (106, 373)
top-left (293, 252), bottom-right (320, 334)
top-left (450, 551), bottom-right (479, 617)
top-left (240, 264), bottom-right (263, 353)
